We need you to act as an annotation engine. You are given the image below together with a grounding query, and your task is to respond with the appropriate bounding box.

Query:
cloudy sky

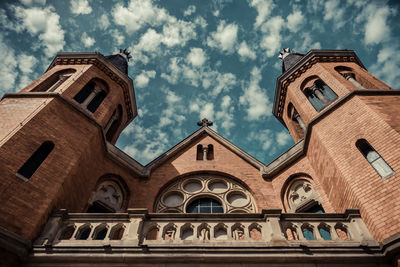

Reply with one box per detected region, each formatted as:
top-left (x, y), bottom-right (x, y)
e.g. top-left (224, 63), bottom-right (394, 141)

top-left (0, 0), bottom-right (399, 165)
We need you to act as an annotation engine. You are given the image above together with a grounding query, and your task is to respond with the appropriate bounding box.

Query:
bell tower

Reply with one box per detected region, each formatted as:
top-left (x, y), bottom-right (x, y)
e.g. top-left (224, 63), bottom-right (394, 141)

top-left (273, 48), bottom-right (400, 242)
top-left (0, 49), bottom-right (137, 245)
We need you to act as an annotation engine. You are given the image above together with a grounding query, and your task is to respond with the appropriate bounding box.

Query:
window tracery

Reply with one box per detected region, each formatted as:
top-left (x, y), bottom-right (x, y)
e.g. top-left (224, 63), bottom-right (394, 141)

top-left (285, 179), bottom-right (324, 213)
top-left (87, 180), bottom-right (125, 213)
top-left (155, 174), bottom-right (257, 213)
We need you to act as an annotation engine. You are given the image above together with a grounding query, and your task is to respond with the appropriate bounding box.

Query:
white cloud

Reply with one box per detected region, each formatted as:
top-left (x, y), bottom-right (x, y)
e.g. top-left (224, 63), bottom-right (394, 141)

top-left (110, 29), bottom-right (125, 46)
top-left (239, 67), bottom-right (272, 120)
top-left (216, 95), bottom-right (235, 133)
top-left (363, 6), bottom-right (391, 45)
top-left (0, 36), bottom-right (18, 95)
top-left (323, 0), bottom-right (346, 30)
top-left (276, 130), bottom-right (291, 146)
top-left (98, 14), bottom-right (110, 30)
top-left (161, 20), bottom-right (196, 47)
top-left (210, 72), bottom-right (236, 97)
top-left (207, 21), bottom-right (238, 53)
top-left (17, 54), bottom-right (38, 74)
top-left (13, 6), bottom-right (65, 57)
top-left (81, 32), bottom-right (95, 47)
top-left (194, 16), bottom-right (207, 29)
top-left (287, 10), bottom-right (304, 32)
top-left (249, 0), bottom-right (275, 28)
top-left (200, 103), bottom-right (214, 121)
top-left (370, 46), bottom-right (400, 87)
top-left (161, 57), bottom-right (182, 84)
top-left (159, 90), bottom-right (185, 127)
top-left (20, 0), bottom-right (46, 6)
top-left (259, 16), bottom-right (284, 57)
top-left (237, 41), bottom-right (256, 61)
top-left (112, 0), bottom-right (170, 34)
top-left (184, 5), bottom-right (196, 16)
top-left (135, 70), bottom-right (156, 88)
top-left (70, 0), bottom-right (92, 15)
top-left (187, 48), bottom-right (206, 67)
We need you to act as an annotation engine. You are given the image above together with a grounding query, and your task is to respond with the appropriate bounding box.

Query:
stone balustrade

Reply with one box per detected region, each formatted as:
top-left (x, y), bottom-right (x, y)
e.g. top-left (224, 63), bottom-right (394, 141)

top-left (34, 209), bottom-right (377, 248)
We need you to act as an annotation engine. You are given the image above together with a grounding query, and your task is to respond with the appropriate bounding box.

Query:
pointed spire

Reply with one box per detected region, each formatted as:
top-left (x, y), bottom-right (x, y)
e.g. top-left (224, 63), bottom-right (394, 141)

top-left (278, 48), bottom-right (304, 73)
top-left (105, 48), bottom-right (132, 75)
top-left (197, 118), bottom-right (213, 127)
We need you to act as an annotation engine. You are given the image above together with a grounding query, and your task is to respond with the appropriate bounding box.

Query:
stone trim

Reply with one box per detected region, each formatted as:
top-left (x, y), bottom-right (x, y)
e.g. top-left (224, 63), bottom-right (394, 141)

top-left (273, 50), bottom-right (366, 125)
top-left (46, 52), bottom-right (137, 123)
top-left (144, 127), bottom-right (265, 172)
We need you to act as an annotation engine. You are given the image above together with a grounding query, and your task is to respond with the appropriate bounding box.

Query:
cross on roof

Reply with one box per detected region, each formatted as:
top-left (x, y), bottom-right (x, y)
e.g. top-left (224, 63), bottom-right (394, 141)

top-left (197, 118), bottom-right (213, 127)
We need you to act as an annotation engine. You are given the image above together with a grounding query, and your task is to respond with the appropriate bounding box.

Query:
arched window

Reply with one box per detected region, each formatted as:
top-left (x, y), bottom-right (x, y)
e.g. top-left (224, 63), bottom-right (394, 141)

top-left (207, 144), bottom-right (214, 160)
top-left (186, 198), bottom-right (223, 213)
top-left (32, 69), bottom-right (76, 92)
top-left (105, 105), bottom-right (123, 142)
top-left (303, 79), bottom-right (338, 112)
top-left (87, 180), bottom-right (126, 213)
top-left (73, 79), bottom-right (108, 113)
top-left (17, 141), bottom-right (54, 179)
top-left (196, 145), bottom-right (203, 160)
top-left (155, 174), bottom-right (257, 213)
top-left (356, 139), bottom-right (394, 179)
top-left (285, 178), bottom-right (324, 213)
top-left (335, 66), bottom-right (372, 90)
top-left (287, 103), bottom-right (305, 138)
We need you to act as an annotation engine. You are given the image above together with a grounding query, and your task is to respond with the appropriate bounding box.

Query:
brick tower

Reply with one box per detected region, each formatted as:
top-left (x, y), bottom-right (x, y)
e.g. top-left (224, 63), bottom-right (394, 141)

top-left (0, 50), bottom-right (137, 259)
top-left (273, 49), bottom-right (400, 242)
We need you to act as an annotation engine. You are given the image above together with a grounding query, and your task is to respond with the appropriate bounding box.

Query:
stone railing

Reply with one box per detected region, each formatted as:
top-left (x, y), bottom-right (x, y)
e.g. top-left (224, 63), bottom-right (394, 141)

top-left (34, 209), bottom-right (377, 248)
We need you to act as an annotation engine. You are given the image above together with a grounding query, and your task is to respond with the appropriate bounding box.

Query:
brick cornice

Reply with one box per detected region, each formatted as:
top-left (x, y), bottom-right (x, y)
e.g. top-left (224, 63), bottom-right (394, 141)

top-left (46, 52), bottom-right (137, 124)
top-left (273, 50), bottom-right (366, 127)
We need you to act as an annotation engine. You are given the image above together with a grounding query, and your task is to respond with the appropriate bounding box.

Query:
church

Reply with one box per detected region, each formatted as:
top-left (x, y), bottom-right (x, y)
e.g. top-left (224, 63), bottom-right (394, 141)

top-left (0, 47), bottom-right (399, 266)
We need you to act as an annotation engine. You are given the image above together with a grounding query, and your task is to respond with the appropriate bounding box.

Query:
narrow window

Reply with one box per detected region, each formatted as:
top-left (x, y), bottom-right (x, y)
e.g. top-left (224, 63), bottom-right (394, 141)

top-left (356, 139), bottom-right (394, 179)
top-left (87, 90), bottom-right (107, 113)
top-left (207, 144), bottom-right (214, 160)
top-left (105, 105), bottom-right (123, 142)
top-left (17, 141), bottom-right (54, 179)
top-left (304, 80), bottom-right (337, 112)
top-left (196, 145), bottom-right (203, 160)
top-left (73, 82), bottom-right (94, 104)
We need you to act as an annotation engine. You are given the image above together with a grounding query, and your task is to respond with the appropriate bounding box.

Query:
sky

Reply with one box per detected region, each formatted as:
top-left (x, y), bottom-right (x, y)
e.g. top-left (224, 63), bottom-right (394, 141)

top-left (0, 0), bottom-right (399, 166)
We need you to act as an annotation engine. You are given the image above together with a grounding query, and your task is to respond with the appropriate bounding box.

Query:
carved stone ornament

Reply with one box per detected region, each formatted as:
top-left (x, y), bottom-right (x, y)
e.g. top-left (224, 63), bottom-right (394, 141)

top-left (286, 179), bottom-right (322, 212)
top-left (88, 181), bottom-right (124, 212)
top-left (155, 174), bottom-right (257, 213)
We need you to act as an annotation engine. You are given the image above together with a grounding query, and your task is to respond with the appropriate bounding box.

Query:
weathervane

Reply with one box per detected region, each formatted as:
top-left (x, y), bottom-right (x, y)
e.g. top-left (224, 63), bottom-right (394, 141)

top-left (197, 118), bottom-right (213, 127)
top-left (278, 48), bottom-right (291, 59)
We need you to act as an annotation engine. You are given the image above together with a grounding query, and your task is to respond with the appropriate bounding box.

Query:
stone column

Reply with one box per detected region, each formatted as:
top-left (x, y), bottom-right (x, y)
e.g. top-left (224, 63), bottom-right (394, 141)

top-left (342, 73), bottom-right (366, 90)
top-left (310, 84), bottom-right (329, 105)
top-left (126, 209), bottom-right (148, 246)
top-left (293, 111), bottom-right (306, 133)
top-left (104, 112), bottom-right (118, 133)
top-left (82, 86), bottom-right (101, 107)
top-left (35, 209), bottom-right (68, 246)
top-left (202, 147), bottom-right (208, 161)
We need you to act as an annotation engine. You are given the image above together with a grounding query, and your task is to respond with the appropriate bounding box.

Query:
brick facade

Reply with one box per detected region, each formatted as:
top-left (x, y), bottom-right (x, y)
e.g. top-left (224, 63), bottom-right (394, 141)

top-left (0, 50), bottom-right (399, 265)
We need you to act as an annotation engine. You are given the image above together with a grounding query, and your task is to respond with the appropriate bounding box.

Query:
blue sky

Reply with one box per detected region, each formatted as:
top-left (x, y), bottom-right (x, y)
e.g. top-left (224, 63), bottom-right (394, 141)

top-left (0, 0), bottom-right (399, 165)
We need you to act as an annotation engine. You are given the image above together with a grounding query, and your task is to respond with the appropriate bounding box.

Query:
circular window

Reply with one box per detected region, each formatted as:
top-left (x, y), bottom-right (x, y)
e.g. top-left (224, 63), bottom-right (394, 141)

top-left (227, 191), bottom-right (248, 207)
top-left (155, 174), bottom-right (257, 213)
top-left (163, 191), bottom-right (184, 207)
top-left (186, 198), bottom-right (223, 213)
top-left (208, 180), bottom-right (228, 193)
top-left (183, 179), bottom-right (203, 193)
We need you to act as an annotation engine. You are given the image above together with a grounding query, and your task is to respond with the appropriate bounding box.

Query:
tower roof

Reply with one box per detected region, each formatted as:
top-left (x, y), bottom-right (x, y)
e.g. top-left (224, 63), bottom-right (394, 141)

top-left (105, 49), bottom-right (132, 75)
top-left (279, 48), bottom-right (305, 73)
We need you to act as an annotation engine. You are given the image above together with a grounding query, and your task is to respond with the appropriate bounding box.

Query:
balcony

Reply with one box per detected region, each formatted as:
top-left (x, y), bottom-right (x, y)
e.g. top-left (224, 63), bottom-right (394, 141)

top-left (31, 209), bottom-right (387, 265)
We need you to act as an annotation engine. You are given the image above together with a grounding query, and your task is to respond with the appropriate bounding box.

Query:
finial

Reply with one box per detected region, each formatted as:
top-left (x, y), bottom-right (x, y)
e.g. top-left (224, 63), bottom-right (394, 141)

top-left (197, 118), bottom-right (213, 127)
top-left (278, 48), bottom-right (291, 60)
top-left (119, 48), bottom-right (132, 62)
